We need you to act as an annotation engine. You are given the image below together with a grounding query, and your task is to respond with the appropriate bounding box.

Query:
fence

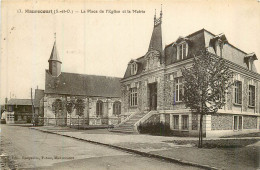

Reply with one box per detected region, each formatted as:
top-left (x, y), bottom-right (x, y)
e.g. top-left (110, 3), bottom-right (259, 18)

top-left (37, 117), bottom-right (123, 129)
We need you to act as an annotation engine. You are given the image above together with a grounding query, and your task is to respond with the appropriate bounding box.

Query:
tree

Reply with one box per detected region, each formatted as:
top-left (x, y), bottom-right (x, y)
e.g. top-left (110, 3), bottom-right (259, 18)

top-left (182, 50), bottom-right (233, 148)
top-left (74, 99), bottom-right (85, 128)
top-left (52, 99), bottom-right (63, 125)
top-left (66, 100), bottom-right (75, 127)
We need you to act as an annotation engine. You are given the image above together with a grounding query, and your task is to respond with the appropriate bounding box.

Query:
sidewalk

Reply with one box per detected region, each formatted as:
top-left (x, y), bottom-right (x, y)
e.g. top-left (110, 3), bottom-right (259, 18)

top-left (30, 126), bottom-right (260, 170)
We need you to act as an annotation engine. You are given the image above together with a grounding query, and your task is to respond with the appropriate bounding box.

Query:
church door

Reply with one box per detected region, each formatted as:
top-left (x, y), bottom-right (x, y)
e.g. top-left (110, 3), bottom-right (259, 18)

top-left (149, 83), bottom-right (157, 111)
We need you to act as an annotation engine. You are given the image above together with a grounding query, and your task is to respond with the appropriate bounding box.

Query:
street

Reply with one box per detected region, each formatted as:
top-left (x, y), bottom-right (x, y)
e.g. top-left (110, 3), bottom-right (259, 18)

top-left (0, 124), bottom-right (200, 170)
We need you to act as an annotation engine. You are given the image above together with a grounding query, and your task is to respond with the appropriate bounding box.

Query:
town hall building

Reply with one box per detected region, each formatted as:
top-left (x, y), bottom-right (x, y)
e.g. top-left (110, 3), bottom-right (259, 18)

top-left (113, 9), bottom-right (260, 137)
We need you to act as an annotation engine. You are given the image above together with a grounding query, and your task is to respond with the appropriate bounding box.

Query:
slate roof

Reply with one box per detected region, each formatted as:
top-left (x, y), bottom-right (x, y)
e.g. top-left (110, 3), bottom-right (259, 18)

top-left (48, 41), bottom-right (61, 63)
top-left (7, 99), bottom-right (32, 106)
top-left (45, 71), bottom-right (121, 98)
top-left (34, 89), bottom-right (44, 107)
top-left (148, 23), bottom-right (162, 54)
top-left (123, 28), bottom-right (258, 79)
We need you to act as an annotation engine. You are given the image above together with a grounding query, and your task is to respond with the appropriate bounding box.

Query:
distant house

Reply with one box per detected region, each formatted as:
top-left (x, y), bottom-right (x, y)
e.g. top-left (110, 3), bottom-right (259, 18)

top-left (43, 40), bottom-right (122, 126)
top-left (3, 99), bottom-right (33, 124)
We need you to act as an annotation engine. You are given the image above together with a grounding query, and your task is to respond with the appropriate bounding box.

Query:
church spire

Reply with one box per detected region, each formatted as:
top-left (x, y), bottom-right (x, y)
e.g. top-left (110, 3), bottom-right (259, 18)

top-left (48, 33), bottom-right (62, 77)
top-left (149, 6), bottom-right (163, 54)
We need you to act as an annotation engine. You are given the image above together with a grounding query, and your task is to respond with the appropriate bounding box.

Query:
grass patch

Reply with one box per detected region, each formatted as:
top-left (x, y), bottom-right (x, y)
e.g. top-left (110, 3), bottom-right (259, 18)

top-left (165, 138), bottom-right (260, 148)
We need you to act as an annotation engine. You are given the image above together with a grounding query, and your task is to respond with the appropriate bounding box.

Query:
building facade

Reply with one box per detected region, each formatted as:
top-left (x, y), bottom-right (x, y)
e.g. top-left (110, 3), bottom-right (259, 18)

top-left (118, 9), bottom-right (260, 137)
top-left (43, 40), bottom-right (122, 126)
top-left (2, 99), bottom-right (33, 124)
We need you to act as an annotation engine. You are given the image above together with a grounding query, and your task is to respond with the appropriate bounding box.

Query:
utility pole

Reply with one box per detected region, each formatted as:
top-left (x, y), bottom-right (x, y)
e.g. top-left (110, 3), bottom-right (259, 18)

top-left (31, 88), bottom-right (35, 126)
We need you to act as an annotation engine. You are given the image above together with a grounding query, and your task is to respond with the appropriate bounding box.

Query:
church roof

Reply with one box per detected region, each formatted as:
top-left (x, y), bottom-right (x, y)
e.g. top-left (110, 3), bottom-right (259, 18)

top-left (48, 41), bottom-right (61, 62)
top-left (45, 71), bottom-right (121, 98)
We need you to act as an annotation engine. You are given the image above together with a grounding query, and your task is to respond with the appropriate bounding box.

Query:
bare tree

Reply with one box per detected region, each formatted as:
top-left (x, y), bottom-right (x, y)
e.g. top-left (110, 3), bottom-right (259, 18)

top-left (66, 100), bottom-right (75, 127)
top-left (182, 49), bottom-right (233, 148)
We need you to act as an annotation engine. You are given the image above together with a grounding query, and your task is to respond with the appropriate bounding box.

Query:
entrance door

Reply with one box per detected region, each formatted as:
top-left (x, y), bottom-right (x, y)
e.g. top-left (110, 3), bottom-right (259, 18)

top-left (149, 83), bottom-right (157, 110)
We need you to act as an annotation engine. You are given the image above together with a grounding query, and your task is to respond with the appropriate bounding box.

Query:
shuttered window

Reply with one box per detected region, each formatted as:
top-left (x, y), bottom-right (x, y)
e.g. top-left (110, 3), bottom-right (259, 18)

top-left (173, 115), bottom-right (179, 129)
top-left (234, 116), bottom-right (243, 130)
top-left (249, 85), bottom-right (255, 107)
top-left (182, 115), bottom-right (189, 130)
top-left (234, 81), bottom-right (242, 104)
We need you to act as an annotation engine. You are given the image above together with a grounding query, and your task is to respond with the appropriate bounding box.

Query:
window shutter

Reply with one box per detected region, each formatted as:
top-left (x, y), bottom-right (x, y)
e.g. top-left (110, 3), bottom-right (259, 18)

top-left (183, 44), bottom-right (186, 59)
top-left (252, 86), bottom-right (255, 106)
top-left (238, 82), bottom-right (242, 104)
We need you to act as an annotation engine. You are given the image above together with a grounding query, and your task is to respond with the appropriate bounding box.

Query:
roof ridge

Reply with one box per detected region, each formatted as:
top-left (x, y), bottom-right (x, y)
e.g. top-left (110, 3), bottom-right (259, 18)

top-left (45, 69), bottom-right (122, 79)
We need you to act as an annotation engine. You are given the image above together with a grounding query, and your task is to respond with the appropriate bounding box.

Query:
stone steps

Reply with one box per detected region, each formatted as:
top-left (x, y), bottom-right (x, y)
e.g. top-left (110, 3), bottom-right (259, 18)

top-left (110, 112), bottom-right (147, 133)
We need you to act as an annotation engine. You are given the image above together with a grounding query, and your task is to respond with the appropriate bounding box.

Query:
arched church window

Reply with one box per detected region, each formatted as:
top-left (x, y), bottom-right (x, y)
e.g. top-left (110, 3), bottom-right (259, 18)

top-left (96, 100), bottom-right (103, 116)
top-left (113, 101), bottom-right (121, 115)
top-left (52, 99), bottom-right (63, 112)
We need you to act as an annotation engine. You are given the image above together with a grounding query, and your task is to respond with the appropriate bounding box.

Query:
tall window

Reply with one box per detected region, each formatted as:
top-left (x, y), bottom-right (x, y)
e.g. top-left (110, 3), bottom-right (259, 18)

top-left (173, 115), bottom-right (179, 129)
top-left (182, 115), bottom-right (189, 130)
top-left (234, 81), bottom-right (242, 104)
top-left (96, 100), bottom-right (103, 116)
top-left (234, 116), bottom-right (242, 130)
top-left (130, 88), bottom-right (137, 106)
top-left (177, 43), bottom-right (187, 60)
top-left (113, 101), bottom-right (121, 115)
top-left (249, 85), bottom-right (255, 107)
top-left (174, 77), bottom-right (183, 102)
top-left (130, 63), bottom-right (138, 75)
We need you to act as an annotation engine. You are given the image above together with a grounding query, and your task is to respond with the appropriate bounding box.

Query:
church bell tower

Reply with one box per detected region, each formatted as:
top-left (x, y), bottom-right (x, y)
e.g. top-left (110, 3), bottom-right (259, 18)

top-left (48, 33), bottom-right (62, 77)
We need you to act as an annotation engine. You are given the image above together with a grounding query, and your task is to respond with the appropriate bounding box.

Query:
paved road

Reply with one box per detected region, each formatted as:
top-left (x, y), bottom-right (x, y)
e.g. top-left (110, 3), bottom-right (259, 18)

top-left (0, 124), bottom-right (201, 170)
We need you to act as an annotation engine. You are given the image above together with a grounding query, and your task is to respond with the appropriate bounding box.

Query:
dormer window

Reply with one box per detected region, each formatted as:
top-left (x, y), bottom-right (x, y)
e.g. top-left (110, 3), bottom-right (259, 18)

top-left (177, 42), bottom-right (188, 60)
top-left (244, 53), bottom-right (257, 71)
top-left (130, 62), bottom-right (138, 75)
top-left (209, 33), bottom-right (228, 57)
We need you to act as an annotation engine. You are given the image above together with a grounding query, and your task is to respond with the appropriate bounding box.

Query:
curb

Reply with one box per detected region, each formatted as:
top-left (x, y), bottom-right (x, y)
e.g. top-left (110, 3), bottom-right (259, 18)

top-left (30, 127), bottom-right (219, 170)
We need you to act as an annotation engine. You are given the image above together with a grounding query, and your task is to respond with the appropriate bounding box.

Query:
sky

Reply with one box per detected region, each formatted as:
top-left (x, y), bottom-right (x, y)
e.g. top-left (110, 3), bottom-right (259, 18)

top-left (1, 0), bottom-right (260, 104)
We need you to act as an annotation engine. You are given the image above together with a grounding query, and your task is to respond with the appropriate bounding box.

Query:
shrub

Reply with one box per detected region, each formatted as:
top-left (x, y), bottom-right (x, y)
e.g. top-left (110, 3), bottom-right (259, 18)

top-left (138, 122), bottom-right (172, 136)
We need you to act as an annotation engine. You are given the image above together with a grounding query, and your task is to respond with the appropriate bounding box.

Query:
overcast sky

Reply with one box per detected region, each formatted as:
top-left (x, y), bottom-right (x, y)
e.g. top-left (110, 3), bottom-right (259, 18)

top-left (1, 0), bottom-right (260, 104)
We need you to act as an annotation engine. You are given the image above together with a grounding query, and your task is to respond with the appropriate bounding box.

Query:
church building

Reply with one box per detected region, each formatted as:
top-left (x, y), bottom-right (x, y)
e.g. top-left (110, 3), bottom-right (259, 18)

top-left (115, 8), bottom-right (260, 137)
top-left (43, 39), bottom-right (122, 126)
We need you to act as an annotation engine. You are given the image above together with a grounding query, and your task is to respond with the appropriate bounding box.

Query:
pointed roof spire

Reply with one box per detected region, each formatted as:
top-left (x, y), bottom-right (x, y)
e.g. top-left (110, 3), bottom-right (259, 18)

top-left (160, 4), bottom-right (163, 18)
top-left (149, 7), bottom-right (163, 54)
top-left (48, 33), bottom-right (61, 63)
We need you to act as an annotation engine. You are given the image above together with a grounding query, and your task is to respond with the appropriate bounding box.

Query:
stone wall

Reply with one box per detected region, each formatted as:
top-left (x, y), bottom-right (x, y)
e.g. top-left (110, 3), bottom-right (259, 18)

top-left (44, 94), bottom-right (121, 126)
top-left (164, 74), bottom-right (174, 110)
top-left (142, 114), bottom-right (160, 124)
top-left (243, 116), bottom-right (257, 129)
top-left (242, 78), bottom-right (249, 112)
top-left (211, 114), bottom-right (233, 130)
